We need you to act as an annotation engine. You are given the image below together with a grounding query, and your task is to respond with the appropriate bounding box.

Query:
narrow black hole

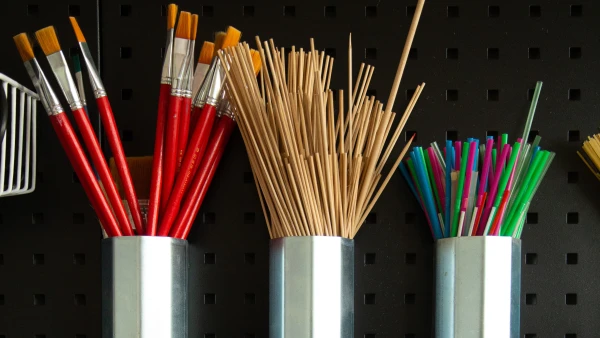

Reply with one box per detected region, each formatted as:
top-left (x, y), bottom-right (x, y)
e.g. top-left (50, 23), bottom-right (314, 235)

top-left (120, 47), bottom-right (132, 59)
top-left (365, 6), bottom-right (377, 17)
top-left (405, 131), bottom-right (417, 142)
top-left (447, 130), bottom-right (459, 141)
top-left (568, 130), bottom-right (580, 142)
top-left (203, 212), bottom-right (216, 224)
top-left (486, 130), bottom-right (499, 140)
top-left (365, 334), bottom-right (376, 338)
top-left (406, 5), bottom-right (416, 17)
top-left (366, 89), bottom-right (377, 97)
top-left (33, 294), bottom-right (45, 305)
top-left (569, 47), bottom-right (581, 59)
top-left (244, 212), bottom-right (256, 224)
top-left (121, 129), bottom-right (133, 142)
top-left (202, 6), bottom-right (214, 17)
top-left (161, 4), bottom-right (167, 16)
top-left (569, 89), bottom-right (581, 101)
top-left (324, 6), bottom-right (336, 18)
top-left (487, 47), bottom-right (499, 60)
top-left (69, 47), bottom-right (79, 57)
top-left (525, 334), bottom-right (538, 338)
top-left (529, 47), bottom-right (541, 59)
top-left (566, 253), bottom-right (578, 265)
top-left (68, 4), bottom-right (80, 16)
top-left (364, 253), bottom-right (376, 265)
top-left (365, 48), bottom-right (377, 60)
top-left (73, 213), bottom-right (85, 224)
top-left (409, 48), bottom-right (418, 59)
top-left (74, 294), bottom-right (86, 306)
top-left (446, 48), bottom-right (458, 59)
top-left (565, 334), bottom-right (577, 338)
top-left (204, 293), bottom-right (216, 304)
top-left (244, 293), bottom-right (255, 304)
top-left (73, 253), bottom-right (85, 265)
top-left (406, 89), bottom-right (416, 100)
top-left (404, 293), bottom-right (416, 304)
top-left (530, 5), bottom-right (541, 17)
top-left (405, 253), bottom-right (416, 265)
top-left (283, 5), bottom-right (296, 17)
top-left (324, 48), bottom-right (336, 58)
top-left (204, 334), bottom-right (216, 338)
top-left (487, 89), bottom-right (499, 101)
top-left (447, 5), bottom-right (459, 18)
top-left (525, 253), bottom-right (538, 265)
top-left (526, 212), bottom-right (538, 224)
top-left (525, 293), bottom-right (537, 305)
top-left (446, 90), bottom-right (458, 101)
top-left (405, 335), bottom-right (416, 338)
top-left (366, 212), bottom-right (377, 224)
top-left (204, 253), bottom-right (216, 264)
top-left (32, 212), bottom-right (44, 224)
top-left (37, 172), bottom-right (44, 184)
top-left (243, 5), bottom-right (255, 17)
top-left (121, 89), bottom-right (133, 100)
top-left (488, 5), bottom-right (500, 17)
top-left (567, 172), bottom-right (579, 184)
top-left (0, 294), bottom-right (4, 305)
top-left (243, 171), bottom-right (254, 183)
top-left (570, 4), bottom-right (582, 17)
top-left (121, 4), bottom-right (132, 16)
top-left (0, 254), bottom-right (4, 266)
top-left (245, 253), bottom-right (255, 264)
top-left (75, 335), bottom-right (86, 338)
top-left (405, 212), bottom-right (416, 224)
top-left (566, 212), bottom-right (579, 224)
top-left (565, 293), bottom-right (577, 305)
top-left (527, 130), bottom-right (539, 143)
top-left (33, 253), bottom-right (44, 265)
top-left (27, 4), bottom-right (39, 16)
top-left (34, 335), bottom-right (46, 338)
top-left (527, 88), bottom-right (535, 101)
top-left (364, 293), bottom-right (376, 304)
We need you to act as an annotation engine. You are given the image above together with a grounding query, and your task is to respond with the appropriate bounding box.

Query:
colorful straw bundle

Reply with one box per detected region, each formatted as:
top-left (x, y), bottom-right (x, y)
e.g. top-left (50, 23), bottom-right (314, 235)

top-left (401, 81), bottom-right (554, 239)
top-left (578, 134), bottom-right (600, 181)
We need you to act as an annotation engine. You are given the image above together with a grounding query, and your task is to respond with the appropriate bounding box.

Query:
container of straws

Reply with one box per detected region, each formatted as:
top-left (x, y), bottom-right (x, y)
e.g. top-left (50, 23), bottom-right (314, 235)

top-left (400, 82), bottom-right (554, 338)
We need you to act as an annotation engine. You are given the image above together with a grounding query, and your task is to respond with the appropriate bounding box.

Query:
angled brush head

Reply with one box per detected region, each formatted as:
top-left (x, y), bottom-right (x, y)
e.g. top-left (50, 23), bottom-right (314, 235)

top-left (167, 4), bottom-right (178, 30)
top-left (175, 11), bottom-right (191, 40)
top-left (191, 14), bottom-right (199, 41)
top-left (13, 33), bottom-right (35, 62)
top-left (250, 49), bottom-right (261, 76)
top-left (221, 26), bottom-right (242, 50)
top-left (212, 31), bottom-right (226, 57)
top-left (198, 41), bottom-right (214, 64)
top-left (69, 17), bottom-right (87, 43)
top-left (35, 26), bottom-right (61, 56)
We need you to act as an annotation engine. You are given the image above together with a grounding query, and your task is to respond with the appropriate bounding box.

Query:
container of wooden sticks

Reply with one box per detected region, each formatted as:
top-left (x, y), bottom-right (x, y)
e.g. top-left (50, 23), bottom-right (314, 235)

top-left (435, 236), bottom-right (521, 338)
top-left (270, 236), bottom-right (354, 337)
top-left (101, 236), bottom-right (188, 338)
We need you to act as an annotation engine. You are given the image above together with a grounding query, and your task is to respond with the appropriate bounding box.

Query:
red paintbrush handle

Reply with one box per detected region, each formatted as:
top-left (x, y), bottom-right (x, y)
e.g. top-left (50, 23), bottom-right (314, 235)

top-left (157, 103), bottom-right (218, 236)
top-left (71, 107), bottom-right (134, 236)
top-left (49, 113), bottom-right (122, 237)
top-left (176, 97), bottom-right (192, 170)
top-left (161, 94), bottom-right (183, 211)
top-left (189, 105), bottom-right (202, 140)
top-left (96, 96), bottom-right (144, 234)
top-left (171, 116), bottom-right (236, 239)
top-left (146, 84), bottom-right (171, 235)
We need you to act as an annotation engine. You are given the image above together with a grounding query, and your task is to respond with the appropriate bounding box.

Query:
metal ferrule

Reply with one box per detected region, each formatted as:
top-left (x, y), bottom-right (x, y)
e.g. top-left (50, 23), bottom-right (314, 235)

top-left (191, 63), bottom-right (210, 99)
top-left (218, 96), bottom-right (235, 121)
top-left (270, 236), bottom-right (354, 338)
top-left (102, 236), bottom-right (188, 338)
top-left (435, 236), bottom-right (521, 338)
top-left (24, 59), bottom-right (63, 115)
top-left (204, 58), bottom-right (225, 107)
top-left (192, 60), bottom-right (216, 108)
top-left (75, 72), bottom-right (87, 106)
top-left (47, 52), bottom-right (83, 110)
top-left (160, 29), bottom-right (175, 85)
top-left (170, 38), bottom-right (190, 92)
top-left (78, 42), bottom-right (106, 98)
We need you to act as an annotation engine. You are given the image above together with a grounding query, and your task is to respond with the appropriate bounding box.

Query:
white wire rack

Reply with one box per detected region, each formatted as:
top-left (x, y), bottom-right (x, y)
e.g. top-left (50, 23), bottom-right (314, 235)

top-left (0, 73), bottom-right (39, 197)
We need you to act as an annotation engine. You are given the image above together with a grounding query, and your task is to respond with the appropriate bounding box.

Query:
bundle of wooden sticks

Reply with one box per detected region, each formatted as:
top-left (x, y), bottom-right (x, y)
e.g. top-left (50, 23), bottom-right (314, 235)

top-left (13, 4), bottom-right (260, 239)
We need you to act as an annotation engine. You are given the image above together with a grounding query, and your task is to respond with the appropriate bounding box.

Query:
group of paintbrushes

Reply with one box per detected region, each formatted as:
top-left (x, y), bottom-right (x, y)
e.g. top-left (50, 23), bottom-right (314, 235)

top-left (13, 3), bottom-right (260, 239)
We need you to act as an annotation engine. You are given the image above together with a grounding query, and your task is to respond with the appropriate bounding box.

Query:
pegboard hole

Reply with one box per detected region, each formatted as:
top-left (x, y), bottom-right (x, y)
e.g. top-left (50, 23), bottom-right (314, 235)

top-left (487, 89), bottom-right (499, 101)
top-left (527, 130), bottom-right (539, 143)
top-left (120, 47), bottom-right (132, 59)
top-left (366, 89), bottom-right (377, 98)
top-left (324, 6), bottom-right (336, 18)
top-left (405, 253), bottom-right (416, 265)
top-left (33, 294), bottom-right (45, 306)
top-left (565, 293), bottom-right (577, 305)
top-left (204, 334), bottom-right (216, 338)
top-left (245, 253), bottom-right (255, 265)
top-left (565, 334), bottom-right (577, 338)
top-left (406, 89), bottom-right (416, 100)
top-left (566, 253), bottom-right (578, 265)
top-left (204, 253), bottom-right (216, 264)
top-left (202, 6), bottom-right (214, 17)
top-left (404, 293), bottom-right (416, 304)
top-left (406, 5), bottom-right (416, 17)
top-left (121, 129), bottom-right (133, 142)
top-left (570, 5), bottom-right (582, 17)
top-left (525, 253), bottom-right (538, 265)
top-left (567, 171), bottom-right (579, 184)
top-left (525, 293), bottom-right (537, 305)
top-left (447, 6), bottom-right (459, 18)
top-left (0, 294), bottom-right (4, 305)
top-left (364, 334), bottom-right (375, 338)
top-left (72, 171), bottom-right (81, 183)
top-left (365, 48), bottom-right (377, 60)
top-left (160, 47), bottom-right (165, 58)
top-left (569, 47), bottom-right (581, 59)
top-left (529, 47), bottom-right (541, 60)
top-left (37, 171), bottom-right (44, 183)
top-left (74, 294), bottom-right (86, 306)
top-left (529, 5), bottom-right (541, 17)
top-left (73, 213), bottom-right (85, 224)
top-left (76, 335), bottom-right (86, 338)
top-left (33, 253), bottom-right (44, 265)
top-left (34, 335), bottom-right (46, 338)
top-left (446, 89), bottom-right (458, 101)
top-left (120, 4), bottom-right (132, 16)
top-left (366, 212), bottom-right (377, 224)
top-left (69, 47), bottom-right (79, 57)
top-left (121, 89), bottom-right (133, 100)
top-left (365, 6), bottom-right (377, 17)
top-left (283, 6), bottom-right (296, 17)
top-left (244, 334), bottom-right (255, 338)
top-left (0, 213), bottom-right (3, 224)
top-left (527, 88), bottom-right (535, 101)
top-left (405, 335), bottom-right (416, 338)
top-left (568, 89), bottom-right (581, 101)
top-left (73, 253), bottom-right (85, 265)
top-left (203, 212), bottom-right (216, 224)
top-left (160, 4), bottom-right (167, 16)
top-left (526, 212), bottom-right (538, 224)
top-left (446, 130), bottom-right (458, 141)
top-left (364, 293), bottom-right (376, 304)
top-left (525, 335), bottom-right (537, 338)
top-left (568, 130), bottom-right (580, 142)
top-left (405, 212), bottom-right (416, 224)
top-left (0, 254), bottom-right (4, 265)
top-left (488, 5), bottom-right (500, 17)
top-left (243, 5), bottom-right (255, 17)
top-left (405, 131), bottom-right (417, 142)
top-left (324, 48), bottom-right (336, 58)
top-left (243, 171), bottom-right (254, 183)
top-left (364, 253), bottom-right (376, 265)
top-left (27, 4), bottom-right (39, 16)
top-left (32, 212), bottom-right (44, 224)
top-left (409, 48), bottom-right (418, 60)
top-left (244, 212), bottom-right (256, 224)
top-left (68, 5), bottom-right (80, 16)
top-left (204, 293), bottom-right (216, 304)
top-left (244, 293), bottom-right (255, 304)
top-left (487, 48), bottom-right (499, 60)
top-left (486, 130), bottom-right (499, 140)
top-left (566, 212), bottom-right (579, 224)
top-left (446, 48), bottom-right (458, 60)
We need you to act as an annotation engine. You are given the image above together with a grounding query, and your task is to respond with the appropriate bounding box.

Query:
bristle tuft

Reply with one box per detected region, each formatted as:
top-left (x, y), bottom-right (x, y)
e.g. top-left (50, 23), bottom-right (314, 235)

top-left (175, 12), bottom-right (191, 39)
top-left (35, 26), bottom-right (61, 56)
top-left (250, 49), bottom-right (262, 76)
top-left (198, 41), bottom-right (214, 64)
top-left (221, 26), bottom-right (242, 50)
top-left (13, 33), bottom-right (35, 62)
top-left (212, 31), bottom-right (226, 57)
top-left (191, 14), bottom-right (199, 41)
top-left (69, 17), bottom-right (87, 43)
top-left (167, 4), bottom-right (178, 30)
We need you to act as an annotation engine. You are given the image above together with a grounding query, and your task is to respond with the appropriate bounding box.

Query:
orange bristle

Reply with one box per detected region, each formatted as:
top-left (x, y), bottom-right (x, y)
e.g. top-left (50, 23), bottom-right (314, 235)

top-left (175, 11), bottom-right (191, 40)
top-left (13, 33), bottom-right (35, 62)
top-left (167, 4), bottom-right (178, 30)
top-left (212, 31), bottom-right (226, 57)
top-left (35, 26), bottom-right (61, 56)
top-left (191, 14), bottom-right (199, 41)
top-left (221, 26), bottom-right (242, 50)
top-left (250, 49), bottom-right (262, 76)
top-left (198, 42), bottom-right (214, 64)
top-left (69, 17), bottom-right (87, 43)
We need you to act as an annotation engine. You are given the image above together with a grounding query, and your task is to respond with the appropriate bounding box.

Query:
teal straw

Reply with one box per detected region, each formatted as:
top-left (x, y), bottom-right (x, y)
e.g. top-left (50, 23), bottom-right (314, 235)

top-left (424, 149), bottom-right (443, 213)
top-left (451, 142), bottom-right (469, 236)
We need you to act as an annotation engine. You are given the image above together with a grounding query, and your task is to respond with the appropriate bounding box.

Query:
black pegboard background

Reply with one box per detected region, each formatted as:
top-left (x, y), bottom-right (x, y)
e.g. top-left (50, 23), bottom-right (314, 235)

top-left (1, 0), bottom-right (600, 337)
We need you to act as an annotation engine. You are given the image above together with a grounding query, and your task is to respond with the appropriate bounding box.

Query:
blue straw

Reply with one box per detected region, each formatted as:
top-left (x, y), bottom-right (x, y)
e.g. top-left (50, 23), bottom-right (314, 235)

top-left (445, 140), bottom-right (453, 231)
top-left (411, 149), bottom-right (443, 240)
top-left (400, 161), bottom-right (420, 203)
top-left (473, 139), bottom-right (480, 171)
top-left (530, 146), bottom-right (541, 167)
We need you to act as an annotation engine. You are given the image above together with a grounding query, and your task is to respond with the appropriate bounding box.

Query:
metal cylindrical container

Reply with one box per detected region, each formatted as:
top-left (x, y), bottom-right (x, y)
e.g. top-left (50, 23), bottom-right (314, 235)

top-left (435, 236), bottom-right (521, 338)
top-left (102, 236), bottom-right (188, 338)
top-left (269, 236), bottom-right (354, 338)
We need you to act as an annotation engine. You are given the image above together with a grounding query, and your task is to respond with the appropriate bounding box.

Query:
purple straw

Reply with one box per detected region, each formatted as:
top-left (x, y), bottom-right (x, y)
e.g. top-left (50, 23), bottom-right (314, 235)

top-left (476, 143), bottom-right (511, 235)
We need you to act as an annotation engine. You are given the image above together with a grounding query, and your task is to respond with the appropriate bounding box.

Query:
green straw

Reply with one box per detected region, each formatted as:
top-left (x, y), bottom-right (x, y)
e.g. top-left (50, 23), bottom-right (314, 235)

top-left (520, 81), bottom-right (543, 147)
top-left (451, 142), bottom-right (469, 237)
top-left (424, 149), bottom-right (443, 213)
top-left (492, 148), bottom-right (497, 169)
top-left (501, 133), bottom-right (508, 158)
top-left (492, 141), bottom-right (522, 209)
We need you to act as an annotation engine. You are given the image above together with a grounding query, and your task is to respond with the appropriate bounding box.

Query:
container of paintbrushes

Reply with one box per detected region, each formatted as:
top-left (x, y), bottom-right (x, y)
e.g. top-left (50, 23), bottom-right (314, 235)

top-left (435, 236), bottom-right (521, 338)
top-left (270, 236), bottom-right (354, 338)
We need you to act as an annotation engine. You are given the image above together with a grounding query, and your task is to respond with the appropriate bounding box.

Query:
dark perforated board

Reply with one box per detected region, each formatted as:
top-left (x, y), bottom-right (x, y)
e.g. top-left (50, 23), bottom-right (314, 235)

top-left (0, 0), bottom-right (599, 337)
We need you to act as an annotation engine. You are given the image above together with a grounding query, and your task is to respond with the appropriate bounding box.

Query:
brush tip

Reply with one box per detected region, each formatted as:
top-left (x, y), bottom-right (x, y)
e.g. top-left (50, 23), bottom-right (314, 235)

top-left (69, 17), bottom-right (86, 43)
top-left (250, 49), bottom-right (262, 76)
top-left (35, 26), bottom-right (61, 56)
top-left (175, 11), bottom-right (191, 39)
top-left (198, 41), bottom-right (214, 64)
top-left (167, 4), bottom-right (178, 30)
top-left (13, 33), bottom-right (35, 62)
top-left (191, 14), bottom-right (199, 40)
top-left (221, 26), bottom-right (242, 49)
